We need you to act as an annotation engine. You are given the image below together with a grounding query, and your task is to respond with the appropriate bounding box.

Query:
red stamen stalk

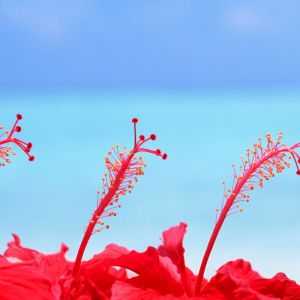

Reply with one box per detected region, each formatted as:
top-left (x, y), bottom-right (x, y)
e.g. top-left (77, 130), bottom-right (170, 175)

top-left (194, 133), bottom-right (300, 295)
top-left (72, 118), bottom-right (167, 277)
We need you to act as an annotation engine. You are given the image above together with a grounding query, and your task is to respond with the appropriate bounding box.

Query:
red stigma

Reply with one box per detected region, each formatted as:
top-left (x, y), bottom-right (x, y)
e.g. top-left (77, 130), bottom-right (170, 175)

top-left (132, 118), bottom-right (138, 123)
top-left (297, 170), bottom-right (300, 175)
top-left (0, 114), bottom-right (34, 166)
top-left (162, 153), bottom-right (168, 160)
top-left (29, 156), bottom-right (35, 161)
top-left (150, 134), bottom-right (156, 141)
top-left (133, 120), bottom-right (166, 160)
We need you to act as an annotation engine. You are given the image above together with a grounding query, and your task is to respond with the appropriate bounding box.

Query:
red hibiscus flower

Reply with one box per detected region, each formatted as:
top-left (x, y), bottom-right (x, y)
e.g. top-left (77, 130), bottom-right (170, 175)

top-left (0, 260), bottom-right (55, 300)
top-left (108, 223), bottom-right (202, 300)
top-left (2, 235), bottom-right (127, 300)
top-left (3, 223), bottom-right (299, 300)
top-left (109, 223), bottom-right (300, 300)
top-left (203, 259), bottom-right (300, 300)
top-left (2, 234), bottom-right (70, 299)
top-left (2, 224), bottom-right (300, 299)
top-left (2, 116), bottom-right (300, 300)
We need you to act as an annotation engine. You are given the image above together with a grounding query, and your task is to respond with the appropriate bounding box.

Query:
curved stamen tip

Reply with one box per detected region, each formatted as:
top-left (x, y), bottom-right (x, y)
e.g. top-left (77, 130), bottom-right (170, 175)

top-left (132, 118), bottom-right (138, 123)
top-left (29, 155), bottom-right (35, 162)
top-left (162, 153), bottom-right (168, 160)
top-left (139, 135), bottom-right (145, 141)
top-left (296, 170), bottom-right (300, 175)
top-left (16, 114), bottom-right (22, 120)
top-left (15, 126), bottom-right (21, 132)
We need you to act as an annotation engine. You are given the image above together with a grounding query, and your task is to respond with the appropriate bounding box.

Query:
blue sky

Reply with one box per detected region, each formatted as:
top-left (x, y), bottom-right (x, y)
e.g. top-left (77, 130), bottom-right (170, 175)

top-left (0, 1), bottom-right (300, 86)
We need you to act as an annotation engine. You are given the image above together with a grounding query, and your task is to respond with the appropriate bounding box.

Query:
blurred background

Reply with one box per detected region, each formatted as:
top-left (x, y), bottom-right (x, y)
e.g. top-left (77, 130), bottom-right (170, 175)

top-left (1, 1), bottom-right (300, 282)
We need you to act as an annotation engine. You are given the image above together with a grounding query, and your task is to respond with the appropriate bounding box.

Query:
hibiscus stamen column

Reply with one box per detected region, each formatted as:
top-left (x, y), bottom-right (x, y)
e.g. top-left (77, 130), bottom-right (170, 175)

top-left (0, 114), bottom-right (34, 166)
top-left (72, 118), bottom-right (167, 277)
top-left (194, 133), bottom-right (300, 296)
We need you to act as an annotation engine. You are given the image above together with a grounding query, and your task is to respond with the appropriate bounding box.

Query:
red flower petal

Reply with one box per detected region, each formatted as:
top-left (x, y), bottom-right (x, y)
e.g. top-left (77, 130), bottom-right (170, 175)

top-left (86, 244), bottom-right (130, 266)
top-left (158, 223), bottom-right (187, 272)
top-left (4, 234), bottom-right (42, 262)
top-left (61, 245), bottom-right (129, 299)
top-left (251, 272), bottom-right (300, 300)
top-left (86, 244), bottom-right (184, 296)
top-left (216, 259), bottom-right (262, 284)
top-left (112, 281), bottom-right (203, 300)
top-left (60, 272), bottom-right (111, 300)
top-left (0, 255), bottom-right (10, 267)
top-left (4, 234), bottom-right (72, 298)
top-left (203, 259), bottom-right (300, 300)
top-left (202, 260), bottom-right (262, 298)
top-left (158, 223), bottom-right (195, 295)
top-left (0, 263), bottom-right (55, 300)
